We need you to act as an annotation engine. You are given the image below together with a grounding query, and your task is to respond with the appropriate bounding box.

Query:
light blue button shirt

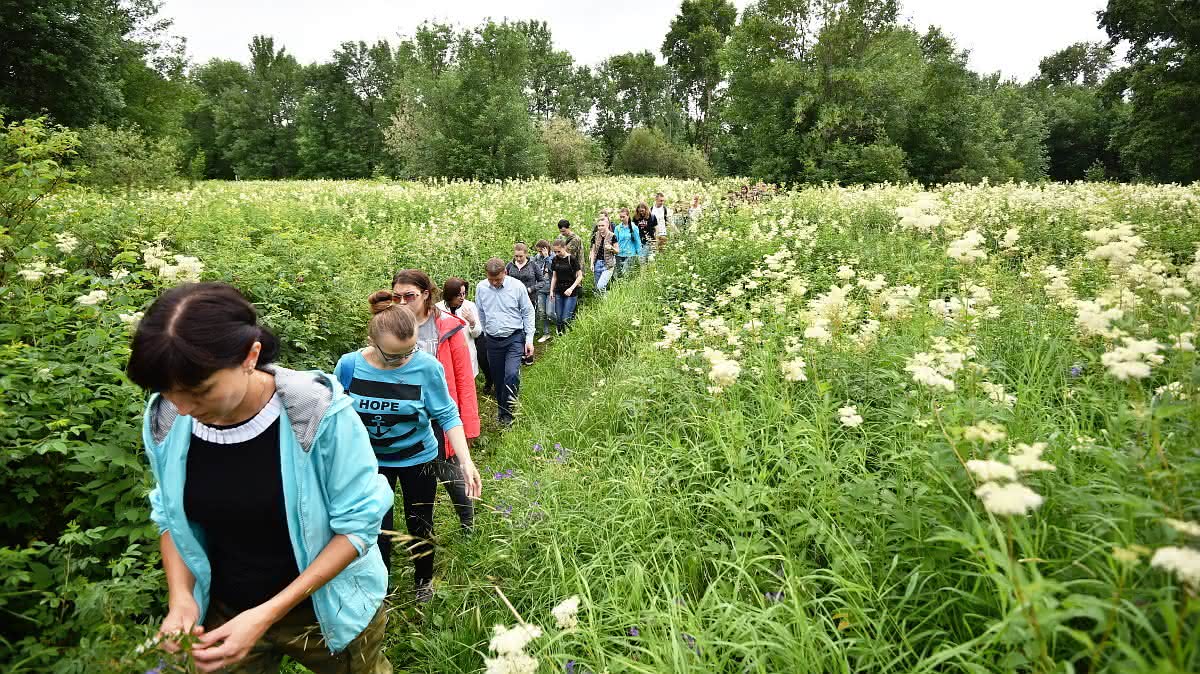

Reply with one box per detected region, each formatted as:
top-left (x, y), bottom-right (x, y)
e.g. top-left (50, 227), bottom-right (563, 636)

top-left (476, 275), bottom-right (535, 346)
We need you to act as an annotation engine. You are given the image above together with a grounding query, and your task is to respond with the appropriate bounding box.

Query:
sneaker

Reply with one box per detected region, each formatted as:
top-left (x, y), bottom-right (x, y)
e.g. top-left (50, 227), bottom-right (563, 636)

top-left (415, 580), bottom-right (434, 604)
top-left (537, 334), bottom-right (551, 343)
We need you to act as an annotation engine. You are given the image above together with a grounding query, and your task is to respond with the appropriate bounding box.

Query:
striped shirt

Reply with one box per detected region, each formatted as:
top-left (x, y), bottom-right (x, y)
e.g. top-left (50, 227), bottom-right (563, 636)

top-left (333, 350), bottom-right (462, 468)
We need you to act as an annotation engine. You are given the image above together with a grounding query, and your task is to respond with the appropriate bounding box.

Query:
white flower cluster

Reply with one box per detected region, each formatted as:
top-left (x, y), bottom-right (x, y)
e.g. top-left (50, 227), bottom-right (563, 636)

top-left (1100, 337), bottom-right (1164, 380)
top-left (75, 290), bottom-right (109, 307)
top-left (485, 624), bottom-right (541, 674)
top-left (484, 595), bottom-right (583, 674)
top-left (947, 229), bottom-right (987, 264)
top-left (905, 337), bottom-right (972, 392)
top-left (1151, 546), bottom-right (1200, 590)
top-left (1039, 265), bottom-right (1075, 308)
top-left (895, 194), bottom-right (942, 233)
top-left (966, 437), bottom-right (1054, 516)
top-left (929, 284), bottom-right (998, 322)
top-left (780, 356), bottom-right (808, 382)
top-left (979, 382), bottom-right (1016, 408)
top-left (963, 421), bottom-right (1006, 444)
top-left (704, 348), bottom-right (741, 393)
top-left (1000, 227), bottom-right (1020, 251)
top-left (17, 258), bottom-right (67, 283)
top-left (838, 405), bottom-right (863, 428)
top-left (160, 255), bottom-right (205, 283)
top-left (1084, 222), bottom-right (1144, 270)
top-left (880, 285), bottom-right (921, 319)
top-left (1073, 299), bottom-right (1125, 339)
top-left (54, 232), bottom-right (79, 254)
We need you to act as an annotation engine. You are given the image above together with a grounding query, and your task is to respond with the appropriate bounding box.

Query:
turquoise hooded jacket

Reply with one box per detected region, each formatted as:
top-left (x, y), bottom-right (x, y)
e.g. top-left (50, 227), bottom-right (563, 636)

top-left (141, 365), bottom-right (393, 653)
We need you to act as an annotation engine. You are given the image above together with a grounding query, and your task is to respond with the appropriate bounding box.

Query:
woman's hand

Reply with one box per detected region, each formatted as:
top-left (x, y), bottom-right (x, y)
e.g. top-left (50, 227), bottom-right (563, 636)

top-left (564, 287), bottom-right (574, 297)
top-left (459, 458), bottom-right (483, 499)
top-left (190, 604), bottom-right (277, 672)
top-left (157, 594), bottom-right (203, 654)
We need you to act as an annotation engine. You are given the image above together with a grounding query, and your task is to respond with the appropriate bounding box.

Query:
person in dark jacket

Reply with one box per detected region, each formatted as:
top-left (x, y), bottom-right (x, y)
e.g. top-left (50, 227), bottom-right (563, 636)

top-left (633, 202), bottom-right (653, 262)
top-left (505, 243), bottom-right (542, 364)
top-left (532, 239), bottom-right (555, 343)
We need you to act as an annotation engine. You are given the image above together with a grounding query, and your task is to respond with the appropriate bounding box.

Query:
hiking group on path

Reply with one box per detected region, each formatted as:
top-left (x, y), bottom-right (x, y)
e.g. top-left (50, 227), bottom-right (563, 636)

top-left (130, 192), bottom-right (704, 672)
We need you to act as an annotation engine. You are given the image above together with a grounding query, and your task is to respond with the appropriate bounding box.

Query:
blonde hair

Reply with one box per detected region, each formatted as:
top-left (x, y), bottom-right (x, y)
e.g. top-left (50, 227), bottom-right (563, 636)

top-left (367, 290), bottom-right (417, 342)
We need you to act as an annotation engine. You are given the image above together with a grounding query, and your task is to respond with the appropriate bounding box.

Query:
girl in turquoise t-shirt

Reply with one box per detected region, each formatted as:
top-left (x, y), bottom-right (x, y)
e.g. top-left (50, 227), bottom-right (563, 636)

top-left (334, 290), bottom-right (483, 600)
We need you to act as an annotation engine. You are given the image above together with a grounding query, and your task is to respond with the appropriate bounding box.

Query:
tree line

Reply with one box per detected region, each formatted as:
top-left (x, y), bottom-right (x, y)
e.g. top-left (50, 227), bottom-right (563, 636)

top-left (2, 0), bottom-right (1197, 186)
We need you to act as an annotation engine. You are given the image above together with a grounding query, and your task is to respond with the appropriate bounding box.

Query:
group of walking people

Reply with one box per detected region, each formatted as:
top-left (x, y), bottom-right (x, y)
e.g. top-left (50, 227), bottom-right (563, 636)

top-left (126, 193), bottom-right (699, 673)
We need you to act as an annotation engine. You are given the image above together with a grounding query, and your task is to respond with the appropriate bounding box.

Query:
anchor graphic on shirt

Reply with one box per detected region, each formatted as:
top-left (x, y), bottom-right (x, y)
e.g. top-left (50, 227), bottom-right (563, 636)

top-left (355, 410), bottom-right (418, 442)
top-left (369, 415), bottom-right (386, 436)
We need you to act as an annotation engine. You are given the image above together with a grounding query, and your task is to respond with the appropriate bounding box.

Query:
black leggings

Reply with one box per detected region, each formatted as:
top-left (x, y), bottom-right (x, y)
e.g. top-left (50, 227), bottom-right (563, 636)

top-left (378, 463), bottom-right (436, 587)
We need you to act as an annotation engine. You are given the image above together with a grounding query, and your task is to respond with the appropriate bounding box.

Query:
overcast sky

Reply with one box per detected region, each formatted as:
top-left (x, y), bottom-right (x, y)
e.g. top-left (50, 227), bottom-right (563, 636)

top-left (160, 0), bottom-right (1110, 82)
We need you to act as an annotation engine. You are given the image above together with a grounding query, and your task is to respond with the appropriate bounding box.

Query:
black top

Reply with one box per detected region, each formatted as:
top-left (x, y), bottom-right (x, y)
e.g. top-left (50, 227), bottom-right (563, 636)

top-left (633, 216), bottom-right (653, 245)
top-left (184, 410), bottom-right (310, 613)
top-left (506, 259), bottom-right (541, 293)
top-left (550, 255), bottom-right (581, 296)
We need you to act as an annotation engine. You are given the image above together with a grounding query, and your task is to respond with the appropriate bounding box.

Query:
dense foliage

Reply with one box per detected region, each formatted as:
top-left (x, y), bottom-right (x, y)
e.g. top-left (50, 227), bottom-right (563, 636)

top-left (4, 1), bottom-right (1198, 184)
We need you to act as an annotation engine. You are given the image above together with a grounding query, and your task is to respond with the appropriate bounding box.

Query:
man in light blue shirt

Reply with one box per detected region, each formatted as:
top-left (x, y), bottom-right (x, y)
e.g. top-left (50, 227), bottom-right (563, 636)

top-left (475, 257), bottom-right (535, 426)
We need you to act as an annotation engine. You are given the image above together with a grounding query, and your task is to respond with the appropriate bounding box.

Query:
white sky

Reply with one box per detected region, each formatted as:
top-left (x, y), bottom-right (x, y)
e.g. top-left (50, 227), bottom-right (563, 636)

top-left (160, 0), bottom-right (1110, 82)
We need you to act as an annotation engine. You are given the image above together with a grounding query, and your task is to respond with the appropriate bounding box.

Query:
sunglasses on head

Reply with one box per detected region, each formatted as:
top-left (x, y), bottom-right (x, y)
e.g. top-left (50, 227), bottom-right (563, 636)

top-left (391, 290), bottom-right (424, 304)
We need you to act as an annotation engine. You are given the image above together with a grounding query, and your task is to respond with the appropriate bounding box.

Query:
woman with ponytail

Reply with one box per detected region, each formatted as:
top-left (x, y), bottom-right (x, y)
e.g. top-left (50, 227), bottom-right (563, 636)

top-left (333, 289), bottom-right (483, 602)
top-left (128, 282), bottom-right (393, 673)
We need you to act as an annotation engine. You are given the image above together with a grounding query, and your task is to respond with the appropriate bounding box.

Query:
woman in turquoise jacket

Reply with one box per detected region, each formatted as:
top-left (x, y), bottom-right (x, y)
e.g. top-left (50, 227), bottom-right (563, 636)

top-left (613, 206), bottom-right (641, 278)
top-left (128, 282), bottom-right (393, 674)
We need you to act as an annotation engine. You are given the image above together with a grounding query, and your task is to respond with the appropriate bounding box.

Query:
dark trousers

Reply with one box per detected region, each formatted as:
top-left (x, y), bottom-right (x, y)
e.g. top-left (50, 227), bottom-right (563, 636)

top-left (485, 330), bottom-right (525, 424)
top-left (432, 423), bottom-right (474, 531)
top-left (476, 334), bottom-right (493, 393)
top-left (378, 463), bottom-right (436, 587)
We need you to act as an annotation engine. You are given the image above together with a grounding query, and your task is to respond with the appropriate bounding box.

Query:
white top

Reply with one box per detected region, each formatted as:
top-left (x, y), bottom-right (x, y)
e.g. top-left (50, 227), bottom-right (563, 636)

top-left (192, 393), bottom-right (281, 444)
top-left (436, 299), bottom-right (483, 377)
top-left (651, 205), bottom-right (669, 238)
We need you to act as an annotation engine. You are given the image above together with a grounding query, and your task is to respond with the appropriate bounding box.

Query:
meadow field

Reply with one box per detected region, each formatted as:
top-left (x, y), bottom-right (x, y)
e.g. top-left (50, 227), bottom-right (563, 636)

top-left (3, 178), bottom-right (1199, 673)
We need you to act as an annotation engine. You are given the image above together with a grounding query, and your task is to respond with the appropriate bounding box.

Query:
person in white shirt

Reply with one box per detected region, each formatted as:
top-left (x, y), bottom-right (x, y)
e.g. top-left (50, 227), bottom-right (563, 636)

top-left (650, 192), bottom-right (671, 251)
top-left (436, 277), bottom-right (484, 378)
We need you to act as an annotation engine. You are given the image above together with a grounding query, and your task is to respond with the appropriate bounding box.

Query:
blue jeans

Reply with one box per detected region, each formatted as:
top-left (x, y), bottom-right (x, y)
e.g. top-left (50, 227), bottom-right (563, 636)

top-left (553, 293), bottom-right (578, 333)
top-left (484, 330), bottom-right (525, 425)
top-left (594, 259), bottom-right (614, 294)
top-left (535, 292), bottom-right (554, 336)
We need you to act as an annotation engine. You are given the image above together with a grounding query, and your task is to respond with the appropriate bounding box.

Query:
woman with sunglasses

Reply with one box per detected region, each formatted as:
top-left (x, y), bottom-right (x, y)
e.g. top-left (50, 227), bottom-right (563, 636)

top-left (333, 290), bottom-right (483, 602)
top-left (389, 269), bottom-right (480, 533)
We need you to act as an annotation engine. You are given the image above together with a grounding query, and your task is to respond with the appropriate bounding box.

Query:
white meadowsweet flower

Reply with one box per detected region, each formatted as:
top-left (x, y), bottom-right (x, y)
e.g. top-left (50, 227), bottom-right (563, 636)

top-left (75, 290), bottom-right (109, 306)
top-left (119, 311), bottom-right (144, 327)
top-left (551, 595), bottom-right (580, 630)
top-left (947, 229), bottom-right (987, 263)
top-left (1101, 337), bottom-right (1163, 381)
top-left (838, 405), bottom-right (863, 428)
top-left (484, 653), bottom-right (539, 674)
top-left (979, 382), bottom-right (1015, 408)
top-left (835, 265), bottom-right (856, 280)
top-left (804, 319), bottom-right (832, 343)
top-left (781, 357), bottom-right (808, 382)
top-left (963, 421), bottom-right (1006, 444)
top-left (1155, 381), bottom-right (1189, 400)
top-left (1009, 442), bottom-right (1056, 472)
top-left (974, 481), bottom-right (1043, 516)
top-left (1173, 332), bottom-right (1195, 352)
top-left (857, 274), bottom-right (887, 293)
top-left (965, 459), bottom-right (1017, 482)
top-left (111, 268), bottom-right (131, 281)
top-left (1150, 546), bottom-right (1200, 589)
top-left (488, 623), bottom-right (542, 656)
top-left (708, 357), bottom-right (741, 389)
top-left (18, 261), bottom-right (47, 282)
top-left (1165, 519), bottom-right (1200, 537)
top-left (54, 232), bottom-right (79, 254)
top-left (1001, 227), bottom-right (1020, 250)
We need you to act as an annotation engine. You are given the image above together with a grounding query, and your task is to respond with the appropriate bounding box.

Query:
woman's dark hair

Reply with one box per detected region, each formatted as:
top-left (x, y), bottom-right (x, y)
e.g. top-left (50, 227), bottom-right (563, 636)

top-left (127, 282), bottom-right (279, 392)
top-left (443, 277), bottom-right (467, 301)
top-left (535, 239), bottom-right (550, 252)
top-left (391, 268), bottom-right (437, 316)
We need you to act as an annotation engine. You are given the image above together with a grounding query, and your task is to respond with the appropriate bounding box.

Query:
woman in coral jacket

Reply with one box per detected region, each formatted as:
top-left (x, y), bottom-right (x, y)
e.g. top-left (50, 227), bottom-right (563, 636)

top-left (385, 269), bottom-right (480, 531)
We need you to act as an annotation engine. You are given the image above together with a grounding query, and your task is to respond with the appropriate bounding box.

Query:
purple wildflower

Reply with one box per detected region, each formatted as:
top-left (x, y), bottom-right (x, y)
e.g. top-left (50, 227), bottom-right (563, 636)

top-left (533, 443), bottom-right (543, 452)
top-left (629, 626), bottom-right (640, 637)
top-left (565, 660), bottom-right (575, 674)
top-left (495, 501), bottom-right (513, 518)
top-left (493, 468), bottom-right (515, 480)
top-left (1069, 364), bottom-right (1083, 378)
top-left (682, 632), bottom-right (699, 654)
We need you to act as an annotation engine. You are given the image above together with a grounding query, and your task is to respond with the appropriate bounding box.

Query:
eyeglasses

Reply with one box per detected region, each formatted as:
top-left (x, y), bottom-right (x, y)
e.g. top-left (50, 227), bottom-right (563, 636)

top-left (391, 291), bottom-right (424, 304)
top-left (375, 343), bottom-right (418, 365)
